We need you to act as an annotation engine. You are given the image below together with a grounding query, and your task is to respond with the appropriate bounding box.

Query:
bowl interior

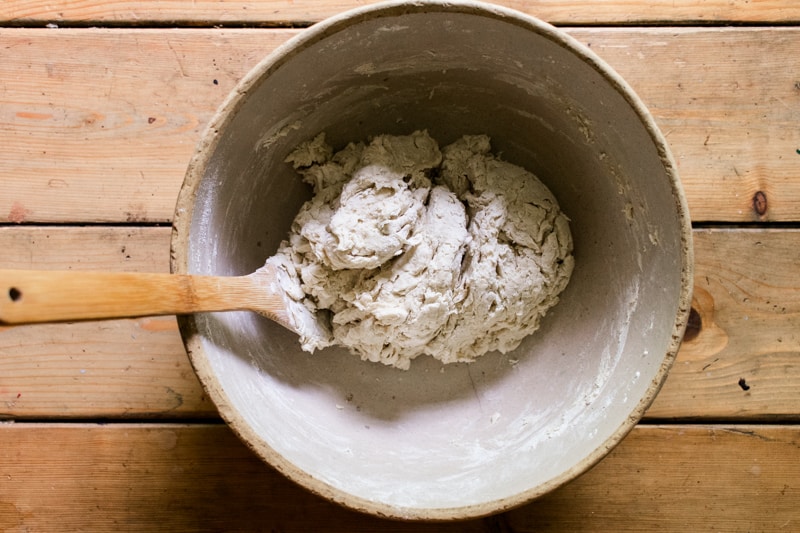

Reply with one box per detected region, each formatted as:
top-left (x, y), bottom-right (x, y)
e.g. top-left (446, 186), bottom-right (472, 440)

top-left (173, 2), bottom-right (691, 519)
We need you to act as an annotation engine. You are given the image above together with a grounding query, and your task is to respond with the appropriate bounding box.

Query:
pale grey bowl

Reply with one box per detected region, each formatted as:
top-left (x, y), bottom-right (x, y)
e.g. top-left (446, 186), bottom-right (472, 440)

top-left (172, 0), bottom-right (693, 520)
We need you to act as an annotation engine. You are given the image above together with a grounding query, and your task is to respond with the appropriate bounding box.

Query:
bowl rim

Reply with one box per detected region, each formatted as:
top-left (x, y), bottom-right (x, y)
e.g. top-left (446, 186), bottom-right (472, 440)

top-left (170, 0), bottom-right (694, 521)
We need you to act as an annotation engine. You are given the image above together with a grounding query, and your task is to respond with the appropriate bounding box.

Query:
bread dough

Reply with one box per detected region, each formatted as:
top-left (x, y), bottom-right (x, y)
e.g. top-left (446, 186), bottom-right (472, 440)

top-left (265, 130), bottom-right (574, 369)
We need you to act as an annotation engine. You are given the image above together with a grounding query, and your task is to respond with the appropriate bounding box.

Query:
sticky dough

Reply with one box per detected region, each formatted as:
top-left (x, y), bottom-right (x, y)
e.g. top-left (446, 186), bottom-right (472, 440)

top-left (265, 130), bottom-right (574, 369)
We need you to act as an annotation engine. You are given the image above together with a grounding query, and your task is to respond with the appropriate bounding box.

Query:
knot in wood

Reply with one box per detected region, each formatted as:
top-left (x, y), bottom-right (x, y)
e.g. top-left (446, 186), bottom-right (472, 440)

top-left (752, 190), bottom-right (768, 217)
top-left (682, 307), bottom-right (702, 342)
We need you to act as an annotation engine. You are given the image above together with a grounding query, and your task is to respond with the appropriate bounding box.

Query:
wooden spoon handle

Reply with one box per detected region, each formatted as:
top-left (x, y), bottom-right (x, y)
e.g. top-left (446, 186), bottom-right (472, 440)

top-left (0, 269), bottom-right (255, 325)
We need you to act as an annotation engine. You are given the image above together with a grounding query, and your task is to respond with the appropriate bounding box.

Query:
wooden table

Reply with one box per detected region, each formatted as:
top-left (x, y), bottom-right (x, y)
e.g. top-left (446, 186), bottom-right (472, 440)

top-left (2, 1), bottom-right (799, 530)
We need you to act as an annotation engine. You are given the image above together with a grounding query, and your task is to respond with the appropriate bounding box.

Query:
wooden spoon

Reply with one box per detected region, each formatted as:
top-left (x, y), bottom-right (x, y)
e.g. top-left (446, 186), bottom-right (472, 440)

top-left (0, 265), bottom-right (331, 346)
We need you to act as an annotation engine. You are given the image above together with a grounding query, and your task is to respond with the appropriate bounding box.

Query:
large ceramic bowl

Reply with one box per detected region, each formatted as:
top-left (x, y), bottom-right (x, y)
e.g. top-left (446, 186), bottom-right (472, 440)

top-left (171, 0), bottom-right (693, 520)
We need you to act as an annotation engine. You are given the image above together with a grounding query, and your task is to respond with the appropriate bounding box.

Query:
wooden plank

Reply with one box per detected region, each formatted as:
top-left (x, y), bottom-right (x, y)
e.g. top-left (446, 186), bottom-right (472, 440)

top-left (1, 28), bottom-right (800, 224)
top-left (0, 227), bottom-right (216, 419)
top-left (571, 27), bottom-right (800, 223)
top-left (0, 318), bottom-right (213, 418)
top-left (0, 28), bottom-right (295, 224)
top-left (647, 228), bottom-right (800, 420)
top-left (2, 0), bottom-right (800, 26)
top-left (1, 225), bottom-right (798, 420)
top-left (0, 423), bottom-right (797, 530)
top-left (0, 225), bottom-right (169, 273)
top-left (506, 424), bottom-right (800, 531)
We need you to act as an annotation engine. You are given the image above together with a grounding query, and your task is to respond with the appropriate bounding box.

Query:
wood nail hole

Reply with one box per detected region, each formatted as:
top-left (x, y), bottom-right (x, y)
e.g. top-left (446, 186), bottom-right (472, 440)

top-left (8, 287), bottom-right (22, 302)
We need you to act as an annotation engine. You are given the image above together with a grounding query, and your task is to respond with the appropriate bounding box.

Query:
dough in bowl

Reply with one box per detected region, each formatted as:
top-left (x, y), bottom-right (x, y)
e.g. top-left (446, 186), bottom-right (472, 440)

top-left (266, 130), bottom-right (574, 369)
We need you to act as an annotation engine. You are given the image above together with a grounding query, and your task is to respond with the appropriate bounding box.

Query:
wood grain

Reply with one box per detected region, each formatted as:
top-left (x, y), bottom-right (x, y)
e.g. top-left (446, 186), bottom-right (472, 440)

top-left (0, 423), bottom-right (797, 531)
top-left (1, 226), bottom-right (798, 420)
top-left (571, 27), bottom-right (800, 223)
top-left (648, 228), bottom-right (800, 420)
top-left (0, 28), bottom-right (295, 224)
top-left (2, 28), bottom-right (800, 223)
top-left (2, 0), bottom-right (800, 26)
top-left (0, 226), bottom-right (170, 272)
top-left (0, 227), bottom-right (215, 419)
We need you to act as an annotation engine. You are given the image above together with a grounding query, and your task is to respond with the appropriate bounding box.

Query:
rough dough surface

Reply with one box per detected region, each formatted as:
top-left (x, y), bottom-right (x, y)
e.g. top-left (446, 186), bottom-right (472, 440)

top-left (265, 130), bottom-right (574, 369)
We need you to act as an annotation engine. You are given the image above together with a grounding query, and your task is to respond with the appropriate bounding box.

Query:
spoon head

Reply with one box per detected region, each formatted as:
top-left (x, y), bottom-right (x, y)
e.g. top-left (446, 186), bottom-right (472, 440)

top-left (251, 261), bottom-right (333, 351)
